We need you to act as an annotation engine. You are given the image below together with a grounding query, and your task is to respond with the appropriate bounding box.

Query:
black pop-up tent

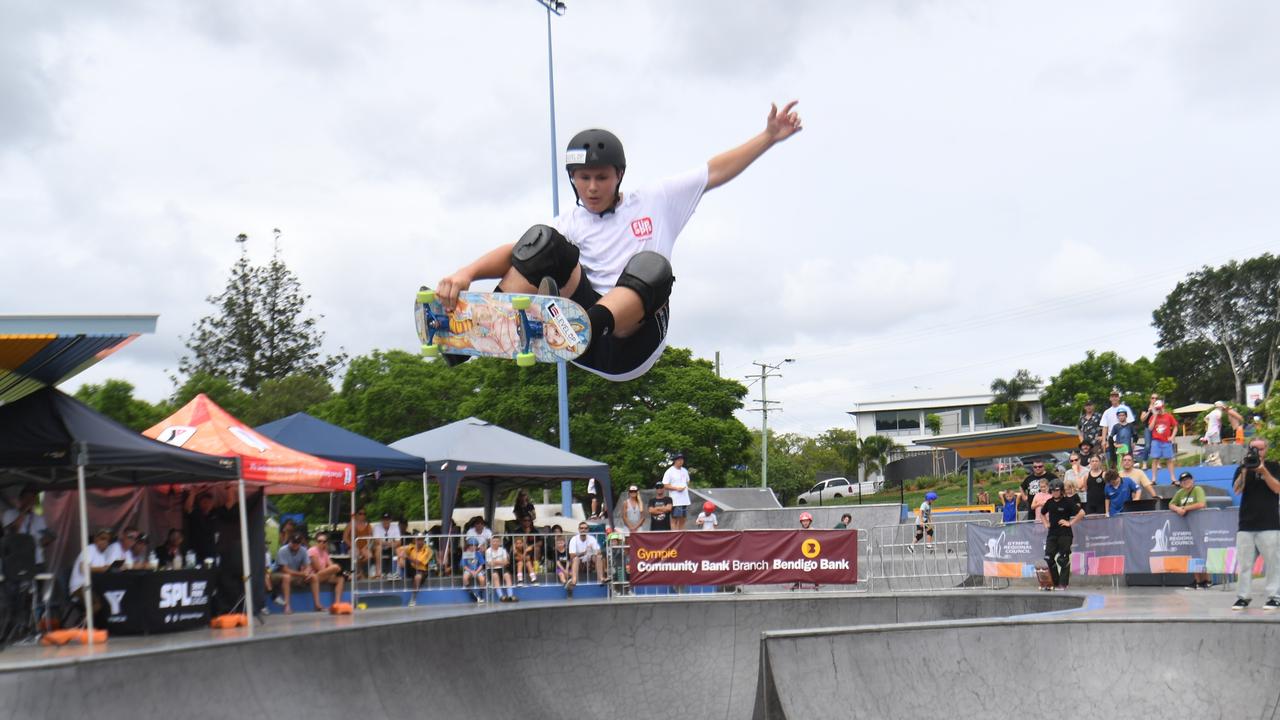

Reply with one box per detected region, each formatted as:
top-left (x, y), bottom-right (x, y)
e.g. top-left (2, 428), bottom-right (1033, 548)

top-left (0, 388), bottom-right (243, 643)
top-left (389, 417), bottom-right (613, 529)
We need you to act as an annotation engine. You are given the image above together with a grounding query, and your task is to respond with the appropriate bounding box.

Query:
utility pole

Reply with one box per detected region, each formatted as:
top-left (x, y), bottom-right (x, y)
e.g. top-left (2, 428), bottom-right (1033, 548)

top-left (747, 359), bottom-right (794, 489)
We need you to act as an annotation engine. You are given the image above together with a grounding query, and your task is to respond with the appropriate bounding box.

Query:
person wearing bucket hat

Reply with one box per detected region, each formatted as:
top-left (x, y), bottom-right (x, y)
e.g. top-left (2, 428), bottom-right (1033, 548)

top-left (434, 101), bottom-right (803, 382)
top-left (696, 501), bottom-right (718, 531)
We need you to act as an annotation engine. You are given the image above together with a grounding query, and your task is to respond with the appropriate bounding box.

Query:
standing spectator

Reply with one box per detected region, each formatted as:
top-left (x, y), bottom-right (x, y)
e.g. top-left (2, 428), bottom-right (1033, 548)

top-left (565, 521), bottom-right (604, 598)
top-left (834, 512), bottom-right (853, 529)
top-left (1118, 453), bottom-right (1158, 500)
top-left (485, 536), bottom-right (516, 603)
top-left (1227, 406), bottom-right (1246, 444)
top-left (999, 488), bottom-right (1020, 524)
top-left (695, 501), bottom-right (718, 531)
top-left (1063, 453), bottom-right (1087, 500)
top-left (621, 484), bottom-right (646, 534)
top-left (1100, 390), bottom-right (1135, 467)
top-left (1107, 409), bottom-right (1135, 469)
top-left (585, 478), bottom-right (602, 520)
top-left (512, 489), bottom-right (536, 525)
top-left (306, 532), bottom-right (346, 611)
top-left (1230, 440), bottom-right (1280, 610)
top-left (1021, 461), bottom-right (1058, 521)
top-left (2, 485), bottom-right (53, 570)
top-left (184, 490), bottom-right (219, 565)
top-left (1083, 455), bottom-right (1108, 515)
top-left (372, 512), bottom-right (402, 579)
top-left (1077, 440), bottom-right (1098, 464)
top-left (343, 509), bottom-right (374, 579)
top-left (465, 517), bottom-right (493, 547)
top-left (460, 537), bottom-right (487, 603)
top-left (975, 488), bottom-right (991, 507)
top-left (1202, 401), bottom-right (1226, 445)
top-left (1077, 400), bottom-right (1103, 449)
top-left (399, 533), bottom-right (433, 606)
top-left (1146, 400), bottom-right (1179, 486)
top-left (155, 528), bottom-right (187, 570)
top-left (272, 533), bottom-right (323, 614)
top-left (1031, 484), bottom-right (1053, 524)
top-left (1169, 472), bottom-right (1211, 590)
top-left (647, 483), bottom-right (673, 531)
top-left (1137, 393), bottom-right (1161, 464)
top-left (662, 453), bottom-right (692, 530)
top-left (1103, 469), bottom-right (1140, 517)
top-left (1040, 479), bottom-right (1084, 590)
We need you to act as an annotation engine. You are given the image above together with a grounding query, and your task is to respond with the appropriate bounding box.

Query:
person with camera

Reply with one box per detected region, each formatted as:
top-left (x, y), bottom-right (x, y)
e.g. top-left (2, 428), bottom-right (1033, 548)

top-left (1231, 439), bottom-right (1280, 610)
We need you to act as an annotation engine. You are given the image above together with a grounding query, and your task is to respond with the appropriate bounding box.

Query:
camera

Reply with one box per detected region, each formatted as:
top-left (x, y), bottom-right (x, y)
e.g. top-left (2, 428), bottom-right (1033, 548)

top-left (1242, 446), bottom-right (1262, 470)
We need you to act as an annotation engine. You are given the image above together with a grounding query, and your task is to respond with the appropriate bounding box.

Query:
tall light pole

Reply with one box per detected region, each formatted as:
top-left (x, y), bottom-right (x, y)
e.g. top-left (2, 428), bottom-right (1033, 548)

top-left (748, 359), bottom-right (795, 489)
top-left (534, 0), bottom-right (574, 517)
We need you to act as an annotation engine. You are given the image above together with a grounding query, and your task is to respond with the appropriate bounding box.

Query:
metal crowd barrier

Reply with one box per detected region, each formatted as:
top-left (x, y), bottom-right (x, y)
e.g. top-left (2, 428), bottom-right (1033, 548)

top-left (870, 519), bottom-right (1009, 592)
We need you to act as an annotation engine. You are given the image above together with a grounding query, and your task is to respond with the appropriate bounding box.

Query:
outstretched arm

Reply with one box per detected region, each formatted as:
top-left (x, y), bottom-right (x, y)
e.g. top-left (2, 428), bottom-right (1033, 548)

top-left (706, 101), bottom-right (803, 191)
top-left (437, 242), bottom-right (517, 310)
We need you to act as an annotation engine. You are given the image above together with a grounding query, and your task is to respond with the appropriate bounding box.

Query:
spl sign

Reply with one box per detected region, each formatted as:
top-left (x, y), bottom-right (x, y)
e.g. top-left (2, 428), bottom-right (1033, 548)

top-left (627, 530), bottom-right (858, 586)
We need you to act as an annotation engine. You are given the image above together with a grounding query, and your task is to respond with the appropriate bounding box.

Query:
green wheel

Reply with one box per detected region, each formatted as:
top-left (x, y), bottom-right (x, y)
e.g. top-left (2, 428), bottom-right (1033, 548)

top-left (511, 295), bottom-right (532, 310)
top-left (417, 288), bottom-right (436, 304)
top-left (515, 352), bottom-right (535, 367)
top-left (420, 344), bottom-right (440, 358)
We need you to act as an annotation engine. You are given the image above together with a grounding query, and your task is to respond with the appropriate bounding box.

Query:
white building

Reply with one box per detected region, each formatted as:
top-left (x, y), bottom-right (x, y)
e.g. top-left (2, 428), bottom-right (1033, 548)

top-left (847, 392), bottom-right (1045, 449)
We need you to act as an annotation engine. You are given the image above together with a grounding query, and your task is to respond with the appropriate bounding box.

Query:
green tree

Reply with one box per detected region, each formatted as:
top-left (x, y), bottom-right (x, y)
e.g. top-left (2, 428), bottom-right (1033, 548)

top-left (1040, 351), bottom-right (1178, 424)
top-left (171, 372), bottom-right (253, 419)
top-left (815, 427), bottom-right (861, 479)
top-left (987, 369), bottom-right (1042, 427)
top-left (1155, 340), bottom-right (1236, 406)
top-left (179, 232), bottom-right (345, 392)
top-left (74, 379), bottom-right (167, 431)
top-left (924, 413), bottom-right (942, 436)
top-left (237, 374), bottom-right (335, 427)
top-left (1152, 253), bottom-right (1280, 402)
top-left (742, 429), bottom-right (811, 504)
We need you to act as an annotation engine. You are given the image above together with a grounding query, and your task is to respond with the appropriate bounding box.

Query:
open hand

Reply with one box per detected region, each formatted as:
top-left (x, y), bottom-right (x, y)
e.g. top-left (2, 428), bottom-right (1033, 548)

top-left (766, 100), bottom-right (803, 143)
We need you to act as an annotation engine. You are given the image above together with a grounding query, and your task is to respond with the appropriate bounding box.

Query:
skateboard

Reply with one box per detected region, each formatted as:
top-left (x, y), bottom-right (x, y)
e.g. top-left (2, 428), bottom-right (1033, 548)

top-left (414, 287), bottom-right (591, 366)
top-left (1034, 563), bottom-right (1053, 591)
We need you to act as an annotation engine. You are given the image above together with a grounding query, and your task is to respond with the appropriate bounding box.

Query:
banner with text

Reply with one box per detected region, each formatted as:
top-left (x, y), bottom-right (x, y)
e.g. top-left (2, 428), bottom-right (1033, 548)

top-left (627, 530), bottom-right (858, 586)
top-left (967, 509), bottom-right (1247, 578)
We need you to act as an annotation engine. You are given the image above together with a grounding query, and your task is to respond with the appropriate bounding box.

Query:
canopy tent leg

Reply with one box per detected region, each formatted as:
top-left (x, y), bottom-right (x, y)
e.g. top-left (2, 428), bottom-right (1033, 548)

top-left (421, 472), bottom-right (430, 531)
top-left (237, 476), bottom-right (254, 637)
top-left (76, 451), bottom-right (94, 650)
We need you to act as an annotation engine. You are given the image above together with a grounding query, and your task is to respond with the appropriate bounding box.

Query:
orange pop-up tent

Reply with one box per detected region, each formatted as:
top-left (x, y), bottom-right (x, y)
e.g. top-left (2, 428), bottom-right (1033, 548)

top-left (143, 394), bottom-right (356, 631)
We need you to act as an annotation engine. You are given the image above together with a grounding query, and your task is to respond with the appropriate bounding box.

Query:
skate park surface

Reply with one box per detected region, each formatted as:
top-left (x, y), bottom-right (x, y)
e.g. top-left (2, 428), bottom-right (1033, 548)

top-left (2, 585), bottom-right (1276, 719)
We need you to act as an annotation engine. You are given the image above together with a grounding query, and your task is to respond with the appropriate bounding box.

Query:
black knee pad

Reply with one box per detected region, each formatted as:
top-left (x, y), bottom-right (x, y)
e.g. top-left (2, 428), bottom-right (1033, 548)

top-left (616, 251), bottom-right (674, 316)
top-left (511, 225), bottom-right (579, 287)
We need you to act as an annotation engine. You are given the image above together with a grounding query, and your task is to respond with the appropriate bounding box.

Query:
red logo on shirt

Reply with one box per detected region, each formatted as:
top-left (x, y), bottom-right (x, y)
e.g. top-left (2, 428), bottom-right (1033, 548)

top-left (630, 217), bottom-right (654, 239)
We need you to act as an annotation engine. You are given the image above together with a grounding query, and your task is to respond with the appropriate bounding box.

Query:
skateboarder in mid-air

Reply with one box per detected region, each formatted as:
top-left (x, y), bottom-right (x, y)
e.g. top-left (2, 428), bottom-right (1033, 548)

top-left (435, 101), bottom-right (803, 381)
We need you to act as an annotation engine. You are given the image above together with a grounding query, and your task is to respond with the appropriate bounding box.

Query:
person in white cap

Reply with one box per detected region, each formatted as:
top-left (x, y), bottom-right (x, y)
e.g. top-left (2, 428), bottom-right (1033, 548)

top-left (1203, 401), bottom-right (1226, 445)
top-left (621, 485), bottom-right (645, 534)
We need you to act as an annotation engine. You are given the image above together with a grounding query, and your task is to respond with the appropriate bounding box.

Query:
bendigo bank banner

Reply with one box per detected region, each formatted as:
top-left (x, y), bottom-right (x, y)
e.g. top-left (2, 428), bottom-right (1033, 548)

top-left (628, 530), bottom-right (858, 586)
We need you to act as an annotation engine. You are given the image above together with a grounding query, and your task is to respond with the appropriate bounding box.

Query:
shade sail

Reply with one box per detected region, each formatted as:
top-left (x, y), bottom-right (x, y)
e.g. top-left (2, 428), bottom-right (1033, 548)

top-left (917, 424), bottom-right (1081, 460)
top-left (0, 387), bottom-right (239, 488)
top-left (1172, 402), bottom-right (1215, 414)
top-left (255, 412), bottom-right (425, 476)
top-left (144, 394), bottom-right (355, 493)
top-left (0, 315), bottom-right (157, 404)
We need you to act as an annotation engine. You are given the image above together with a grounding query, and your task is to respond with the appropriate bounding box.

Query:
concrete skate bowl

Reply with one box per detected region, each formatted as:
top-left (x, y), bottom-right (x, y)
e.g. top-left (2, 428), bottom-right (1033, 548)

top-left (0, 593), bottom-right (1079, 720)
top-left (755, 617), bottom-right (1280, 720)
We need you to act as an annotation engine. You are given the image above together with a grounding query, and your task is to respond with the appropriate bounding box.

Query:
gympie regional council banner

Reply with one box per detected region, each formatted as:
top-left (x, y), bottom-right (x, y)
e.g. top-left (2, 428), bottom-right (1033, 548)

top-left (627, 530), bottom-right (857, 586)
top-left (966, 509), bottom-right (1249, 578)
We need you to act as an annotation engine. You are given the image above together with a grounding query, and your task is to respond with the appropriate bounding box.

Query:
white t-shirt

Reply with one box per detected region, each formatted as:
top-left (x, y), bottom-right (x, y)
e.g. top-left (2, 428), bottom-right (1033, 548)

top-left (485, 546), bottom-right (509, 568)
top-left (696, 511), bottom-right (717, 530)
top-left (465, 526), bottom-right (493, 546)
top-left (372, 522), bottom-right (401, 542)
top-left (69, 543), bottom-right (123, 594)
top-left (663, 465), bottom-right (691, 507)
top-left (1205, 408), bottom-right (1223, 438)
top-left (1101, 403), bottom-right (1134, 435)
top-left (2, 509), bottom-right (47, 564)
top-left (568, 533), bottom-right (600, 558)
top-left (553, 165), bottom-right (709, 381)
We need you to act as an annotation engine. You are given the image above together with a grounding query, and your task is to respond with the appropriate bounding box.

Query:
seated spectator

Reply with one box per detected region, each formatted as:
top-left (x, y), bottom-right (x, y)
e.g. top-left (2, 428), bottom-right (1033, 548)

top-left (124, 533), bottom-right (156, 570)
top-left (1103, 470), bottom-right (1140, 517)
top-left (1170, 472), bottom-right (1212, 589)
top-left (109, 526), bottom-right (140, 560)
top-left (565, 522), bottom-right (604, 598)
top-left (272, 533), bottom-right (324, 614)
top-left (553, 535), bottom-right (570, 585)
top-left (69, 527), bottom-right (123, 597)
top-left (485, 536), bottom-right (516, 602)
top-left (277, 518), bottom-right (298, 555)
top-left (465, 518), bottom-right (493, 547)
top-left (372, 512), bottom-right (402, 579)
top-left (511, 536), bottom-right (537, 586)
top-left (155, 528), bottom-right (187, 569)
top-left (307, 531), bottom-right (345, 611)
top-left (2, 484), bottom-right (53, 570)
top-left (398, 532), bottom-right (434, 606)
top-left (343, 509), bottom-right (373, 579)
top-left (460, 537), bottom-right (487, 603)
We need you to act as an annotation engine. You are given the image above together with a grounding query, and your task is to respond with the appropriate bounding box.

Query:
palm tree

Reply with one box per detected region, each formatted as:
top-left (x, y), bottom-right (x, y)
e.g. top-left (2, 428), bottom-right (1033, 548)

top-left (856, 435), bottom-right (897, 485)
top-left (989, 369), bottom-right (1043, 427)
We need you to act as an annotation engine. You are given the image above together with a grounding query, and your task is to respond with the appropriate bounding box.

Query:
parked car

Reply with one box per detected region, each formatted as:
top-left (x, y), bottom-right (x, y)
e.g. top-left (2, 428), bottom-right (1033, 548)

top-left (797, 477), bottom-right (856, 505)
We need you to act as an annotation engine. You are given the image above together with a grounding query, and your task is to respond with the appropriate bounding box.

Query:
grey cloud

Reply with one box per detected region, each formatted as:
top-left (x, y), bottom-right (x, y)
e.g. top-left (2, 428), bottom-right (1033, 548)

top-left (1170, 3), bottom-right (1280, 108)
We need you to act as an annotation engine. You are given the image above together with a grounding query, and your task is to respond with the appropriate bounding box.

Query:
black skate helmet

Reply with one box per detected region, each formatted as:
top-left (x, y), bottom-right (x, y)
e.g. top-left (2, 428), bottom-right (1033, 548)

top-left (1048, 479), bottom-right (1065, 492)
top-left (565, 128), bottom-right (626, 215)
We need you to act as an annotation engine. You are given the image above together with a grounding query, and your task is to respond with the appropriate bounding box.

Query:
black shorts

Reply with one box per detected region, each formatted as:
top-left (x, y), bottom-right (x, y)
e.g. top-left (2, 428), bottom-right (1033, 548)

top-left (564, 273), bottom-right (669, 379)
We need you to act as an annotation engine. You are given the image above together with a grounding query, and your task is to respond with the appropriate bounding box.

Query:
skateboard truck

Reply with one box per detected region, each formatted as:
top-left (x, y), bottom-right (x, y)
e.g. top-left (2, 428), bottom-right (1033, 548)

top-left (417, 287), bottom-right (540, 367)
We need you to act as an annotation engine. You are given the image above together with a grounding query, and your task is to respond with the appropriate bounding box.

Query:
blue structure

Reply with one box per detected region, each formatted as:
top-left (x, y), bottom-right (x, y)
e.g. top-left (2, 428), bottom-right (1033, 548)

top-left (255, 412), bottom-right (426, 476)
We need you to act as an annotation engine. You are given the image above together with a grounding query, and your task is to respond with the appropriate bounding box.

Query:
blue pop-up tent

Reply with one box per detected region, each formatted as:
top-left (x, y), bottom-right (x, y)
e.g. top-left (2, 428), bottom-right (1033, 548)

top-left (255, 412), bottom-right (426, 476)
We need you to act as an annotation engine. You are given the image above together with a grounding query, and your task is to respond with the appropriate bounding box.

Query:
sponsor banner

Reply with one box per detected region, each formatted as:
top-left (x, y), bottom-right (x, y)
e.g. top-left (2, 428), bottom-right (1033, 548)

top-left (627, 530), bottom-right (857, 586)
top-left (94, 568), bottom-right (215, 635)
top-left (967, 509), bottom-right (1252, 578)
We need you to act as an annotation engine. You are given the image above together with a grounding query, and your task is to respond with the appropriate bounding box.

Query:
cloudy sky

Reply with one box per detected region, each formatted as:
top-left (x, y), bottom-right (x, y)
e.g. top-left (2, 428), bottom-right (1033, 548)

top-left (4, 1), bottom-right (1278, 437)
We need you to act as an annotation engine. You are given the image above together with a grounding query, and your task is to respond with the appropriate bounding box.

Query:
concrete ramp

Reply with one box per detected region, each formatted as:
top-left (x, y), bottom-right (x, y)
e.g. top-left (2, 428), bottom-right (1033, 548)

top-left (756, 618), bottom-right (1280, 719)
top-left (0, 593), bottom-right (1076, 720)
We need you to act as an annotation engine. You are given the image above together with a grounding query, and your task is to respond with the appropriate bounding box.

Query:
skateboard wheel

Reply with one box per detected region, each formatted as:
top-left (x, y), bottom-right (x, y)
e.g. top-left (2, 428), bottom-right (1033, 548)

top-left (420, 344), bottom-right (440, 358)
top-left (516, 352), bottom-right (535, 367)
top-left (511, 295), bottom-right (532, 310)
top-left (417, 289), bottom-right (436, 304)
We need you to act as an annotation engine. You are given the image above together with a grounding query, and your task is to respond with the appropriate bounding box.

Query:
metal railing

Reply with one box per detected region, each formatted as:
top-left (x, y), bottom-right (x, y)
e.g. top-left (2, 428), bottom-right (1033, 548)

top-left (870, 519), bottom-right (1008, 592)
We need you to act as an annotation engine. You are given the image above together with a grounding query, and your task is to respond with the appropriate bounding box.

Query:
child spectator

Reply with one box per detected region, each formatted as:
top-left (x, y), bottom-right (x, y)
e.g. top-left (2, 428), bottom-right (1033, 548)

top-left (486, 536), bottom-right (516, 603)
top-left (1108, 410), bottom-right (1134, 464)
top-left (1103, 469), bottom-right (1140, 517)
top-left (460, 537), bottom-right (487, 603)
top-left (1032, 484), bottom-right (1053, 523)
top-left (834, 512), bottom-right (853, 529)
top-left (606, 527), bottom-right (628, 591)
top-left (696, 501), bottom-right (718, 531)
top-left (554, 536), bottom-right (570, 585)
top-left (999, 489), bottom-right (1019, 523)
top-left (512, 536), bottom-right (537, 586)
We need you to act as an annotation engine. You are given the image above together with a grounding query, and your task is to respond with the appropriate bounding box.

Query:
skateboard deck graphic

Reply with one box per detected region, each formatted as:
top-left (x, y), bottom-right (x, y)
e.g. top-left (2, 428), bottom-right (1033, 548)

top-left (414, 287), bottom-right (591, 366)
